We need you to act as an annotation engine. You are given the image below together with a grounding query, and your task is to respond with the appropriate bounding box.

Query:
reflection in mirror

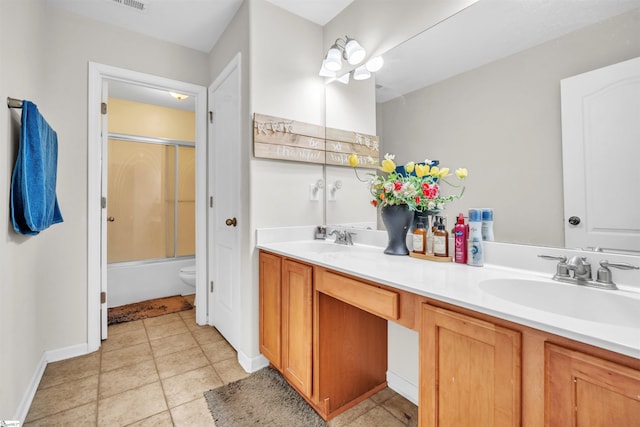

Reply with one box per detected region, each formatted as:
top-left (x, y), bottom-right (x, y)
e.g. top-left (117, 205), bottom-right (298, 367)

top-left (326, 0), bottom-right (640, 252)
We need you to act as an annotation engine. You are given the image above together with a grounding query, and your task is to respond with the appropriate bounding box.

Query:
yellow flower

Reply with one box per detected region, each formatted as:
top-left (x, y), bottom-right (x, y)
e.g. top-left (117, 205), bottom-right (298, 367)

top-left (348, 154), bottom-right (359, 167)
top-left (429, 166), bottom-right (440, 177)
top-left (380, 159), bottom-right (395, 173)
top-left (455, 168), bottom-right (468, 179)
top-left (415, 164), bottom-right (429, 177)
top-left (405, 162), bottom-right (415, 173)
top-left (438, 167), bottom-right (449, 178)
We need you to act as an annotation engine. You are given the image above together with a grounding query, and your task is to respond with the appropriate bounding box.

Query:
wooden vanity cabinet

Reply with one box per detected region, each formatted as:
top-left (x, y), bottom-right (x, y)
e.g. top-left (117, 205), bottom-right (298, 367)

top-left (259, 251), bottom-right (313, 397)
top-left (420, 303), bottom-right (522, 427)
top-left (259, 251), bottom-right (282, 369)
top-left (545, 343), bottom-right (640, 425)
top-left (281, 258), bottom-right (314, 397)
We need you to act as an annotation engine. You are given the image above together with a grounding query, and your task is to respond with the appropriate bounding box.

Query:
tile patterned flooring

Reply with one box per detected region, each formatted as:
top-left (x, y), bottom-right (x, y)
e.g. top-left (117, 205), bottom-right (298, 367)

top-left (24, 303), bottom-right (418, 426)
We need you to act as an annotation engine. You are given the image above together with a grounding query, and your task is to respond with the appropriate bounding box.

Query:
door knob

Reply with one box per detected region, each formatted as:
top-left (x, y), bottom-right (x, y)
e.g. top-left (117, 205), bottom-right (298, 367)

top-left (225, 217), bottom-right (237, 227)
top-left (568, 216), bottom-right (581, 226)
top-left (107, 216), bottom-right (115, 222)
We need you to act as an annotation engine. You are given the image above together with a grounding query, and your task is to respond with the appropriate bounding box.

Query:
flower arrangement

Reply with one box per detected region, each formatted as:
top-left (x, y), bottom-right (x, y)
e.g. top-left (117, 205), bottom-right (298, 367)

top-left (348, 153), bottom-right (468, 212)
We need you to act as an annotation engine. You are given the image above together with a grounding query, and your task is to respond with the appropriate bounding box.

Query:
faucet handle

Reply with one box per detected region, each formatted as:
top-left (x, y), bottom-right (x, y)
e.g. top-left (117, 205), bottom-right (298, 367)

top-left (596, 260), bottom-right (639, 288)
top-left (538, 254), bottom-right (570, 278)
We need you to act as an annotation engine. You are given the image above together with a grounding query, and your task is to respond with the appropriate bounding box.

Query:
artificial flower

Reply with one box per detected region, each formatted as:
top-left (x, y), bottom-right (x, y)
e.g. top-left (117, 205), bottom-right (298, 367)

top-left (405, 162), bottom-right (415, 173)
top-left (379, 153), bottom-right (396, 173)
top-left (349, 153), bottom-right (468, 212)
top-left (455, 168), bottom-right (468, 179)
top-left (415, 164), bottom-right (429, 178)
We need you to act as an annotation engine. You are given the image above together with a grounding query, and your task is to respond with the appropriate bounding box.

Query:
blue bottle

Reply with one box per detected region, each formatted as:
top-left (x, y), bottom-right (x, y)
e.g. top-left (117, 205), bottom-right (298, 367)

top-left (467, 208), bottom-right (484, 267)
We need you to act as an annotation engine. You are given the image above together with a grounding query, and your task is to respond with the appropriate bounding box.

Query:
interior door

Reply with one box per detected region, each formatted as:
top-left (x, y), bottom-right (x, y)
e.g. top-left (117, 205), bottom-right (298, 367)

top-left (208, 55), bottom-right (242, 350)
top-left (100, 81), bottom-right (109, 339)
top-left (561, 56), bottom-right (640, 253)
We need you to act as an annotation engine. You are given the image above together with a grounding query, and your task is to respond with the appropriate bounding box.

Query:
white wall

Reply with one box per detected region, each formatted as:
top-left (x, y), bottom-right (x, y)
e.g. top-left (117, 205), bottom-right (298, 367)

top-left (0, 1), bottom-right (209, 419)
top-left (0, 0), bottom-right (49, 418)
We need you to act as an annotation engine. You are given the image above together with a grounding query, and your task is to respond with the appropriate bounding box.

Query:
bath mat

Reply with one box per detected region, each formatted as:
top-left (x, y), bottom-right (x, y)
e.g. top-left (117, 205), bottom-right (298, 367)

top-left (204, 366), bottom-right (326, 427)
top-left (107, 295), bottom-right (193, 325)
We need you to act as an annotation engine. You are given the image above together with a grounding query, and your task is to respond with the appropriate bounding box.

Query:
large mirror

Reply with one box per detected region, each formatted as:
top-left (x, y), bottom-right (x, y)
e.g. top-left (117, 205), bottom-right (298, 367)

top-left (325, 0), bottom-right (640, 250)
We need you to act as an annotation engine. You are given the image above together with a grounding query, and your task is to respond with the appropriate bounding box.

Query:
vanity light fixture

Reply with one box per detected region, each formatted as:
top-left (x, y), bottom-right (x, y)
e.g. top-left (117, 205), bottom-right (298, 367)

top-left (169, 91), bottom-right (189, 101)
top-left (320, 36), bottom-right (366, 76)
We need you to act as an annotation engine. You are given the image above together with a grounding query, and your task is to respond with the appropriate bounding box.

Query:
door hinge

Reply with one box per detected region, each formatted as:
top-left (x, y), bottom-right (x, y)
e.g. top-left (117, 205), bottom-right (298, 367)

top-left (209, 196), bottom-right (213, 208)
top-left (100, 291), bottom-right (106, 304)
top-left (210, 281), bottom-right (214, 292)
top-left (101, 197), bottom-right (107, 209)
top-left (209, 111), bottom-right (214, 124)
top-left (101, 102), bottom-right (107, 115)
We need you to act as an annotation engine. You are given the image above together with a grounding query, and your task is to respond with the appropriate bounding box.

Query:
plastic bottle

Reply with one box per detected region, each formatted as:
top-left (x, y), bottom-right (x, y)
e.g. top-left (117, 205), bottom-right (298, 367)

top-left (426, 215), bottom-right (435, 255)
top-left (433, 216), bottom-right (449, 257)
top-left (454, 213), bottom-right (468, 264)
top-left (412, 219), bottom-right (426, 254)
top-left (467, 208), bottom-right (484, 266)
top-left (482, 208), bottom-right (494, 241)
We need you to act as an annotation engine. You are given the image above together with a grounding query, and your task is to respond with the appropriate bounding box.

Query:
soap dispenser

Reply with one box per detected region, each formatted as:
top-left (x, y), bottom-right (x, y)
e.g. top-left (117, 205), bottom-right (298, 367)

top-left (412, 219), bottom-right (426, 254)
top-left (433, 216), bottom-right (449, 257)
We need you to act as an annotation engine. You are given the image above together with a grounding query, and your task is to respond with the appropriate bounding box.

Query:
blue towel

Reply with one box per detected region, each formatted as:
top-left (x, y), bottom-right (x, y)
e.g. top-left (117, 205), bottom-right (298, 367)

top-left (10, 100), bottom-right (63, 235)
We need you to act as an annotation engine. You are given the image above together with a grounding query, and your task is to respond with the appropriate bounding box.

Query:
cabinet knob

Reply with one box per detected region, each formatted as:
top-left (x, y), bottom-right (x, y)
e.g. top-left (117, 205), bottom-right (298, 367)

top-left (107, 216), bottom-right (115, 222)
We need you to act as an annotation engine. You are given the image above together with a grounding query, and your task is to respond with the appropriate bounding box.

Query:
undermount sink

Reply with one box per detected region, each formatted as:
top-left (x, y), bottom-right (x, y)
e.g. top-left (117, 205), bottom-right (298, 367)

top-left (283, 240), bottom-right (355, 254)
top-left (479, 278), bottom-right (640, 328)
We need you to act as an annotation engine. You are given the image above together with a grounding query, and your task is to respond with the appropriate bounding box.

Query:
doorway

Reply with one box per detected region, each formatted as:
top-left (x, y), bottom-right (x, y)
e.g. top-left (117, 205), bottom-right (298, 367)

top-left (88, 63), bottom-right (207, 350)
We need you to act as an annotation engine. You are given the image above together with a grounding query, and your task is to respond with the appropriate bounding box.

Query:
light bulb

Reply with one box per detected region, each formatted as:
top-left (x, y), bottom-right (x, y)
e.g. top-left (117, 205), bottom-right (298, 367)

top-left (353, 65), bottom-right (371, 81)
top-left (344, 38), bottom-right (366, 65)
top-left (324, 46), bottom-right (343, 71)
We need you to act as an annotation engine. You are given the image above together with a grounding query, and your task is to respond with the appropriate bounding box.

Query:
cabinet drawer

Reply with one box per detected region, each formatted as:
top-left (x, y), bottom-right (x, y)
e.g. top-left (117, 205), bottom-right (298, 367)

top-left (317, 270), bottom-right (399, 320)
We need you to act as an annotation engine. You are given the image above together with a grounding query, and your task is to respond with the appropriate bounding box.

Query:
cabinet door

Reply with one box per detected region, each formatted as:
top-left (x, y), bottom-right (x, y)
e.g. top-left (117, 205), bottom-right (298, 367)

top-left (259, 251), bottom-right (282, 369)
top-left (421, 304), bottom-right (521, 427)
top-left (546, 343), bottom-right (640, 426)
top-left (282, 259), bottom-right (313, 397)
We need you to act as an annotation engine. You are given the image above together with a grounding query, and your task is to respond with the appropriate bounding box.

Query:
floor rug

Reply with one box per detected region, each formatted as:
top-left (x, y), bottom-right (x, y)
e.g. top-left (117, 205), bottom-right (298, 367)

top-left (107, 295), bottom-right (193, 325)
top-left (204, 367), bottom-right (326, 427)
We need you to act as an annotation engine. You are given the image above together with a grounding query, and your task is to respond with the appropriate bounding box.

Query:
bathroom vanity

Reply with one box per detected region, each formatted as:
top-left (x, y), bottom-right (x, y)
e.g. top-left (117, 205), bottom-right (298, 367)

top-left (257, 236), bottom-right (640, 426)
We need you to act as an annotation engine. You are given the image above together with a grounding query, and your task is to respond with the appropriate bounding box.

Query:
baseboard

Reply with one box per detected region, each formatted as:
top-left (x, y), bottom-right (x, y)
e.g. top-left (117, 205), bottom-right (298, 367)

top-left (386, 370), bottom-right (419, 405)
top-left (46, 343), bottom-right (90, 363)
top-left (237, 350), bottom-right (269, 373)
top-left (13, 352), bottom-right (47, 423)
top-left (13, 343), bottom-right (90, 423)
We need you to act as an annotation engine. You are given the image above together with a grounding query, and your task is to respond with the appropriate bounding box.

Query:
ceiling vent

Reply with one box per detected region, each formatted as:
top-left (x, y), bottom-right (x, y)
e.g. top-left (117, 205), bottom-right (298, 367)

top-left (108, 0), bottom-right (147, 12)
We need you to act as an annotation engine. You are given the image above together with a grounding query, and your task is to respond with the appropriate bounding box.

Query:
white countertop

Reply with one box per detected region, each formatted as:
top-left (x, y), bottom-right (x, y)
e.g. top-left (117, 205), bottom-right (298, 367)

top-left (257, 235), bottom-right (640, 360)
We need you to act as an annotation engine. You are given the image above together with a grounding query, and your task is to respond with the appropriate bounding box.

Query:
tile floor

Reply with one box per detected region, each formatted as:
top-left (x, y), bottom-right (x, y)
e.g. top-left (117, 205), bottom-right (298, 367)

top-left (24, 301), bottom-right (418, 426)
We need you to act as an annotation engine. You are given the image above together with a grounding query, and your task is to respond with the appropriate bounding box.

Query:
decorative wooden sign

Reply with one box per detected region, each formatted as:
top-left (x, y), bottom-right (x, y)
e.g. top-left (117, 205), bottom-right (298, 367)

top-left (325, 127), bottom-right (379, 168)
top-left (253, 113), bottom-right (325, 164)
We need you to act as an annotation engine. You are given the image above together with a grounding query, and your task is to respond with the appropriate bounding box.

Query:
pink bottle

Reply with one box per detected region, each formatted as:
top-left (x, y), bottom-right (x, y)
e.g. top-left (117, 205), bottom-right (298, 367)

top-left (454, 213), bottom-right (468, 264)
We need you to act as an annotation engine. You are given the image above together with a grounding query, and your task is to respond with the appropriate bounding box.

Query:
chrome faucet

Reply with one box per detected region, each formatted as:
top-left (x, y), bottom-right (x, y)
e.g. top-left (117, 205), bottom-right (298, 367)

top-left (539, 254), bottom-right (638, 290)
top-left (565, 256), bottom-right (592, 281)
top-left (329, 229), bottom-right (355, 245)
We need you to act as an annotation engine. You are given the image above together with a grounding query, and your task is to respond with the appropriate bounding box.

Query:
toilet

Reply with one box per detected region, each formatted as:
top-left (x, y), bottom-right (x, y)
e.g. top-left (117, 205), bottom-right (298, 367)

top-left (179, 264), bottom-right (196, 288)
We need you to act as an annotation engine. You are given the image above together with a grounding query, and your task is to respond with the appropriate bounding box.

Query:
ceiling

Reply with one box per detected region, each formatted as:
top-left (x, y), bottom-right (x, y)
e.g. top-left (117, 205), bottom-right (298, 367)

top-left (48, 0), bottom-right (354, 53)
top-left (375, 0), bottom-right (640, 102)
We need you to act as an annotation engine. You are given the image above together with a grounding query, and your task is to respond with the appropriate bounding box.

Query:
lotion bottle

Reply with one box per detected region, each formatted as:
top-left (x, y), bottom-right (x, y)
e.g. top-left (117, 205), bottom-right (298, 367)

top-left (433, 216), bottom-right (449, 257)
top-left (454, 213), bottom-right (468, 264)
top-left (412, 219), bottom-right (426, 254)
top-left (426, 215), bottom-right (435, 255)
top-left (468, 208), bottom-right (484, 266)
top-left (482, 208), bottom-right (494, 241)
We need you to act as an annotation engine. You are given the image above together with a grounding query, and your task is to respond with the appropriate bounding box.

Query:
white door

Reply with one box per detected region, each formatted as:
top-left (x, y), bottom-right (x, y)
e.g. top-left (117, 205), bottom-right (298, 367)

top-left (208, 55), bottom-right (242, 350)
top-left (561, 56), bottom-right (640, 253)
top-left (100, 81), bottom-right (109, 339)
